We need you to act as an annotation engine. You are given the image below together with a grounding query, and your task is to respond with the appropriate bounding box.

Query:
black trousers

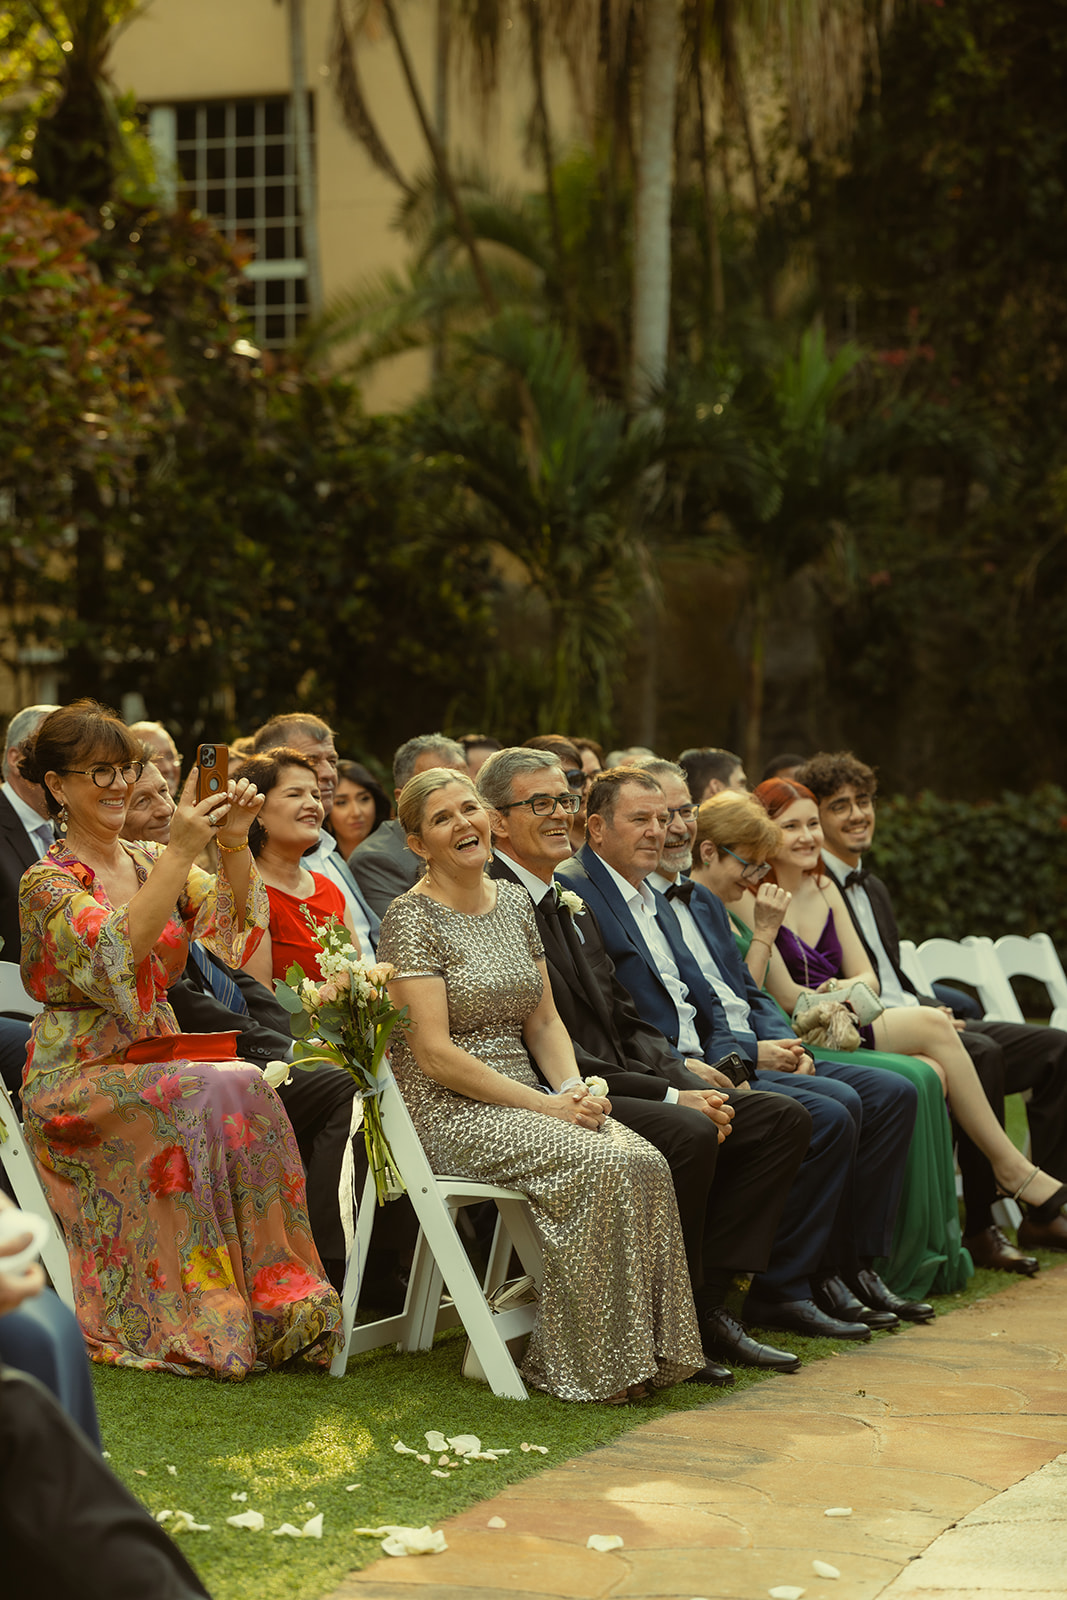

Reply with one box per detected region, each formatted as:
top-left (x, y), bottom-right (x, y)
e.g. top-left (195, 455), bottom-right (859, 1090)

top-left (607, 1087), bottom-right (810, 1300)
top-left (0, 1367), bottom-right (211, 1600)
top-left (956, 1020), bottom-right (1067, 1231)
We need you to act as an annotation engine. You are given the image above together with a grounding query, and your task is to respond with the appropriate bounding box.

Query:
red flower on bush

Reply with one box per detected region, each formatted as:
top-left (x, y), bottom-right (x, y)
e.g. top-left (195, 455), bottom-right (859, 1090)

top-left (43, 1113), bottom-right (100, 1147)
top-left (146, 1144), bottom-right (193, 1196)
top-left (251, 1261), bottom-right (323, 1310)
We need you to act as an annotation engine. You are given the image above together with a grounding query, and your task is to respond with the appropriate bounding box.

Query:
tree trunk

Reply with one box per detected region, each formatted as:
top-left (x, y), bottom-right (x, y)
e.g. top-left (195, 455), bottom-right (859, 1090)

top-left (380, 0), bottom-right (499, 315)
top-left (288, 0), bottom-right (324, 321)
top-left (630, 0), bottom-right (680, 409)
top-left (744, 577), bottom-right (768, 776)
top-left (525, 0), bottom-right (574, 333)
top-left (692, 6), bottom-right (724, 326)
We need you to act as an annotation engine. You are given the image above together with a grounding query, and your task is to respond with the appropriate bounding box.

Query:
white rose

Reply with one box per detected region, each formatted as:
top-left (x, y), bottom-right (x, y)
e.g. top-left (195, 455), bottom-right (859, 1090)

top-left (262, 1060), bottom-right (293, 1089)
top-left (583, 1075), bottom-right (609, 1098)
top-left (558, 889), bottom-right (585, 917)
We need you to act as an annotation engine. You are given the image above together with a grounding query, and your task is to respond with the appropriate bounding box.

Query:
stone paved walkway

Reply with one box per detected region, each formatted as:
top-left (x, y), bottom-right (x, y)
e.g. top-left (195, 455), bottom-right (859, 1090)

top-left (327, 1265), bottom-right (1067, 1600)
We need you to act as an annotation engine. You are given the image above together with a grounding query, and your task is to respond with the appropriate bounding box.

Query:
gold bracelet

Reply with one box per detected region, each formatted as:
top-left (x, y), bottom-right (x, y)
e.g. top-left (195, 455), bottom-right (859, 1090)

top-left (216, 839), bottom-right (249, 854)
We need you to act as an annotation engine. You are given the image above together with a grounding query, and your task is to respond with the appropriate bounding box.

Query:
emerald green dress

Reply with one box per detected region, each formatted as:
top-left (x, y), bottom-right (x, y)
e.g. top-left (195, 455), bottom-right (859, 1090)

top-left (730, 914), bottom-right (973, 1300)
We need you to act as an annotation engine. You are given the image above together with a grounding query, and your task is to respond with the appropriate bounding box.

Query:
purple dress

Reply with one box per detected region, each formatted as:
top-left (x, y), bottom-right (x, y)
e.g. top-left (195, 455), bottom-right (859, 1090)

top-left (776, 911), bottom-right (876, 1046)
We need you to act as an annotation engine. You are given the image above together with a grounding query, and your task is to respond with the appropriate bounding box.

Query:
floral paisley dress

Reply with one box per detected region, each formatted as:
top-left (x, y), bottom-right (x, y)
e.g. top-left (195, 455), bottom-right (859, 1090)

top-left (18, 840), bottom-right (342, 1378)
top-left (378, 881), bottom-right (703, 1402)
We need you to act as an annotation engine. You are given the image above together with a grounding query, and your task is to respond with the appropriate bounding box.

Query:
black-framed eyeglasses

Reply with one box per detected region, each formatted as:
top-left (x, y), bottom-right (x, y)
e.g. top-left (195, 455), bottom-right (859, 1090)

top-left (498, 792), bottom-right (582, 817)
top-left (63, 760), bottom-right (146, 789)
top-left (720, 845), bottom-right (771, 883)
top-left (665, 803), bottom-right (696, 823)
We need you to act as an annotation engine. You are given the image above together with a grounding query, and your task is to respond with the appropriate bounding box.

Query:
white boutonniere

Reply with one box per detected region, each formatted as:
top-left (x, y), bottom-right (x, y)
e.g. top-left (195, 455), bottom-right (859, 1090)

top-left (558, 888), bottom-right (585, 917)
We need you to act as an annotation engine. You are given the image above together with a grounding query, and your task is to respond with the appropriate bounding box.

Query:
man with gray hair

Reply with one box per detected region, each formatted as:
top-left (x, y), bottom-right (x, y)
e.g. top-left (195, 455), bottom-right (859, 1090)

top-left (479, 746), bottom-right (812, 1382)
top-left (349, 732), bottom-right (466, 918)
top-left (249, 712), bottom-right (381, 954)
top-left (0, 705), bottom-right (59, 963)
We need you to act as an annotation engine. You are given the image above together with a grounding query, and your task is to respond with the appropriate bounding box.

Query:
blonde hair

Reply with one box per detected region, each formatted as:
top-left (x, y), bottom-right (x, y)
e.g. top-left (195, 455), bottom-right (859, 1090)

top-left (397, 767), bottom-right (480, 839)
top-left (694, 790), bottom-right (782, 866)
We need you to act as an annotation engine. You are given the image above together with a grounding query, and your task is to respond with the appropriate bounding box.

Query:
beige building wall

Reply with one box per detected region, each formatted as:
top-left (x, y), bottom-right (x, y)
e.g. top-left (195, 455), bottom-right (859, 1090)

top-left (110, 0), bottom-right (559, 410)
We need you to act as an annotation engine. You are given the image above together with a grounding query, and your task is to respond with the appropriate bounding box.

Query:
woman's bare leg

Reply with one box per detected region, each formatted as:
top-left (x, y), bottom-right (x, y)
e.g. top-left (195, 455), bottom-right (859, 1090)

top-left (872, 1008), bottom-right (1065, 1207)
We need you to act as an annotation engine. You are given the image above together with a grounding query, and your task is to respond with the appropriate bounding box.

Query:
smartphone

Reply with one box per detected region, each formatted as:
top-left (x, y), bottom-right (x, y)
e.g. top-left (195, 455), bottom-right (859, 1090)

top-left (195, 743), bottom-right (229, 804)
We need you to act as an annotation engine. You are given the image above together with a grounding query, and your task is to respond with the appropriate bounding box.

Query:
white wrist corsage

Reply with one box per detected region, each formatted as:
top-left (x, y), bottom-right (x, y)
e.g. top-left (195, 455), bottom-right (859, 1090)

top-left (583, 1075), bottom-right (609, 1098)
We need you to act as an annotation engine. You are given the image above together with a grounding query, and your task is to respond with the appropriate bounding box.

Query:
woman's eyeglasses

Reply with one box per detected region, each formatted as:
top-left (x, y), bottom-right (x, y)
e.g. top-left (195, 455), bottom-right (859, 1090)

top-left (63, 761), bottom-right (147, 789)
top-left (720, 845), bottom-right (771, 883)
top-left (498, 793), bottom-right (582, 817)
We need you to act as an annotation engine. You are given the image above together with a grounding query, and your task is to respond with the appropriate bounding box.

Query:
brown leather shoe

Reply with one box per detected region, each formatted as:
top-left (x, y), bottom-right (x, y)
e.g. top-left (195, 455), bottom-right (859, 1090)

top-left (1017, 1210), bottom-right (1067, 1252)
top-left (963, 1224), bottom-right (1039, 1276)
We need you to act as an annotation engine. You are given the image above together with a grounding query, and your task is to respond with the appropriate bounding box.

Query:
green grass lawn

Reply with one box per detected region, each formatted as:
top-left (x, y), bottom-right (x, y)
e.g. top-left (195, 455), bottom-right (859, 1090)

top-left (90, 1093), bottom-right (1052, 1600)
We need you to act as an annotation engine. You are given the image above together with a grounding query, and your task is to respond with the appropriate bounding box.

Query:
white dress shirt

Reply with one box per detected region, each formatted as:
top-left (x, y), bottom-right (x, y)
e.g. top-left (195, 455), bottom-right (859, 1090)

top-left (597, 857), bottom-right (703, 1058)
top-left (821, 848), bottom-right (917, 1010)
top-left (649, 871), bottom-right (754, 1036)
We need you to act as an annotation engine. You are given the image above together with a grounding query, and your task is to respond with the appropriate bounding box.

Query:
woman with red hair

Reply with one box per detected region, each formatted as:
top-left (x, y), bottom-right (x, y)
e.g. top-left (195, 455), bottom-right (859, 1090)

top-left (735, 778), bottom-right (1067, 1229)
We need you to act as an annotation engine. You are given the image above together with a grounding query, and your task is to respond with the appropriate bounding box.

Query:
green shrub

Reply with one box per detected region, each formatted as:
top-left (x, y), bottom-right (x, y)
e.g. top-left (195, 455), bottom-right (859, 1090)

top-left (870, 786), bottom-right (1067, 972)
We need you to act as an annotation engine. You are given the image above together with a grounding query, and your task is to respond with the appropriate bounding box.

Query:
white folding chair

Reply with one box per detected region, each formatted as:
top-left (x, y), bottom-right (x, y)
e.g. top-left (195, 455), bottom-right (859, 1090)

top-left (914, 935), bottom-right (1020, 1021)
top-left (0, 961), bottom-right (75, 1309)
top-left (899, 939), bottom-right (935, 998)
top-left (0, 1084), bottom-right (75, 1309)
top-left (330, 1064), bottom-right (544, 1400)
top-left (994, 934), bottom-right (1067, 1031)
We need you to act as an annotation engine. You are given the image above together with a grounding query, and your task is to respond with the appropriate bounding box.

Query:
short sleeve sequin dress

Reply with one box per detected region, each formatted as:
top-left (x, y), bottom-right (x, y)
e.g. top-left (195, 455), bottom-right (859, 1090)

top-left (377, 880), bottom-right (703, 1402)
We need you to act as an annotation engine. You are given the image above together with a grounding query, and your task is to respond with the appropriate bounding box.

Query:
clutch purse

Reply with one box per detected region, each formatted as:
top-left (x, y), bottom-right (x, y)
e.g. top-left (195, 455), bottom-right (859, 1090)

top-left (793, 978), bottom-right (884, 1029)
top-left (792, 999), bottom-right (862, 1051)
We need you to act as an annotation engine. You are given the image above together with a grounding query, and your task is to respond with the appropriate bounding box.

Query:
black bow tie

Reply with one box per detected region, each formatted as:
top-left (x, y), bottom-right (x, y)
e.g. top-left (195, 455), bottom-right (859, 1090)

top-left (844, 868), bottom-right (870, 890)
top-left (665, 879), bottom-right (695, 905)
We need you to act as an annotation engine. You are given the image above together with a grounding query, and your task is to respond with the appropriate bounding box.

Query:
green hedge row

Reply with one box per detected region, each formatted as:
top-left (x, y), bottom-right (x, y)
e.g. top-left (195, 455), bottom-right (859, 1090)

top-left (869, 787), bottom-right (1067, 971)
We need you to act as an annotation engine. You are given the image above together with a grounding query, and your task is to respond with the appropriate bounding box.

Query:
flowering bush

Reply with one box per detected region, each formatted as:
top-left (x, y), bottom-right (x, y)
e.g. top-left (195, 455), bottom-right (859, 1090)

top-left (272, 913), bottom-right (409, 1204)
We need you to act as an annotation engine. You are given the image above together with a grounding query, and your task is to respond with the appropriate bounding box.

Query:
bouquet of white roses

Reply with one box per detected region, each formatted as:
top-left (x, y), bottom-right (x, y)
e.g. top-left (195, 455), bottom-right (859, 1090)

top-left (272, 912), bottom-right (409, 1205)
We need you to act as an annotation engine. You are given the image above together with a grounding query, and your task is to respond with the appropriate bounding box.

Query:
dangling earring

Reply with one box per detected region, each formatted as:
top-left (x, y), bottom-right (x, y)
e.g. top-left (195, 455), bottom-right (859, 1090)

top-left (57, 804), bottom-right (69, 836)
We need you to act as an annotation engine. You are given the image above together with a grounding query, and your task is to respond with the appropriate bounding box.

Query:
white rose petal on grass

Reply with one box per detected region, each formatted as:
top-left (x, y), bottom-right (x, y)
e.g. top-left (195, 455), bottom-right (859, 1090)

top-left (393, 1441), bottom-right (419, 1456)
top-left (438, 1454), bottom-right (451, 1466)
top-left (520, 1443), bottom-right (548, 1454)
top-left (344, 1484), bottom-right (361, 1492)
top-left (226, 1510), bottom-right (265, 1532)
top-left (261, 1061), bottom-right (293, 1089)
top-left (355, 1524), bottom-right (448, 1557)
top-left (424, 1430), bottom-right (449, 1452)
top-left (430, 1469), bottom-right (452, 1479)
top-left (587, 1533), bottom-right (624, 1552)
top-left (487, 1516), bottom-right (507, 1529)
top-left (416, 1453), bottom-right (431, 1464)
top-left (157, 1510), bottom-right (211, 1534)
top-left (813, 1561), bottom-right (840, 1579)
top-left (271, 1514), bottom-right (323, 1539)
top-left (166, 1465), bottom-right (178, 1476)
top-left (101, 1450), bottom-right (111, 1460)
top-left (446, 1434), bottom-right (482, 1456)
top-left (823, 1507), bottom-right (852, 1518)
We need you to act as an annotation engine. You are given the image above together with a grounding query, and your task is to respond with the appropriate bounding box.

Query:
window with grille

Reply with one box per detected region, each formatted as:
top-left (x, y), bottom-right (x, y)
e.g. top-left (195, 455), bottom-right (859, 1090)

top-left (151, 97), bottom-right (311, 348)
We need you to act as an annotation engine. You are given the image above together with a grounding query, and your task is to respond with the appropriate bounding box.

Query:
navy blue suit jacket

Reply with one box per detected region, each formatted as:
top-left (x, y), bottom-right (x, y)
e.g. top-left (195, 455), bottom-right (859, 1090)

top-left (555, 846), bottom-right (741, 1064)
top-left (684, 880), bottom-right (796, 1043)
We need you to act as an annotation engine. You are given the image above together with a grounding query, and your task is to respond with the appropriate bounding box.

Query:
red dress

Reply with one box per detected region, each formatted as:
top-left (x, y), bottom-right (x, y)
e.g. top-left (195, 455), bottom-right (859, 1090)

top-left (265, 871), bottom-right (347, 981)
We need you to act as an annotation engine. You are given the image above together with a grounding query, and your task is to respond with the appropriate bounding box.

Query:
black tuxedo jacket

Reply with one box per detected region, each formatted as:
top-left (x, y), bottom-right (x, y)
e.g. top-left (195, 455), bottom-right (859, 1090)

top-left (0, 789), bottom-right (41, 963)
top-left (489, 854), bottom-right (708, 1098)
top-left (824, 859), bottom-right (924, 1002)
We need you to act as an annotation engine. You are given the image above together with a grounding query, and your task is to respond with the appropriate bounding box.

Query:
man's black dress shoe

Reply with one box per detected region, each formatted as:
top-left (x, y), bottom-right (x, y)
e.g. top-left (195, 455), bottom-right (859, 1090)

top-left (962, 1224), bottom-right (1039, 1277)
top-left (686, 1359), bottom-right (736, 1387)
top-left (846, 1266), bottom-right (935, 1323)
top-left (813, 1274), bottom-right (899, 1330)
top-left (1017, 1210), bottom-right (1067, 1253)
top-left (699, 1307), bottom-right (801, 1373)
top-left (743, 1297), bottom-right (872, 1342)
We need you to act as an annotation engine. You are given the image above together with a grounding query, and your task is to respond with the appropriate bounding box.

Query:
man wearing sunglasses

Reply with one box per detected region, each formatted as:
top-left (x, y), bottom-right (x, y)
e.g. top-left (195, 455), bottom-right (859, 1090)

top-left (479, 746), bottom-right (812, 1382)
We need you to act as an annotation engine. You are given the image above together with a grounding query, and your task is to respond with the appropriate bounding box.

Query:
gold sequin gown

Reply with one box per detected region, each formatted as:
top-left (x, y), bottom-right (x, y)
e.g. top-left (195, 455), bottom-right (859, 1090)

top-left (378, 881), bottom-right (703, 1402)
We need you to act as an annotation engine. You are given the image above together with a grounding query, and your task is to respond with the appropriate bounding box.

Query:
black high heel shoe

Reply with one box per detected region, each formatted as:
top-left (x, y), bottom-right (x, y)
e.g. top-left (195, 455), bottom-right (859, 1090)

top-left (999, 1166), bottom-right (1067, 1225)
